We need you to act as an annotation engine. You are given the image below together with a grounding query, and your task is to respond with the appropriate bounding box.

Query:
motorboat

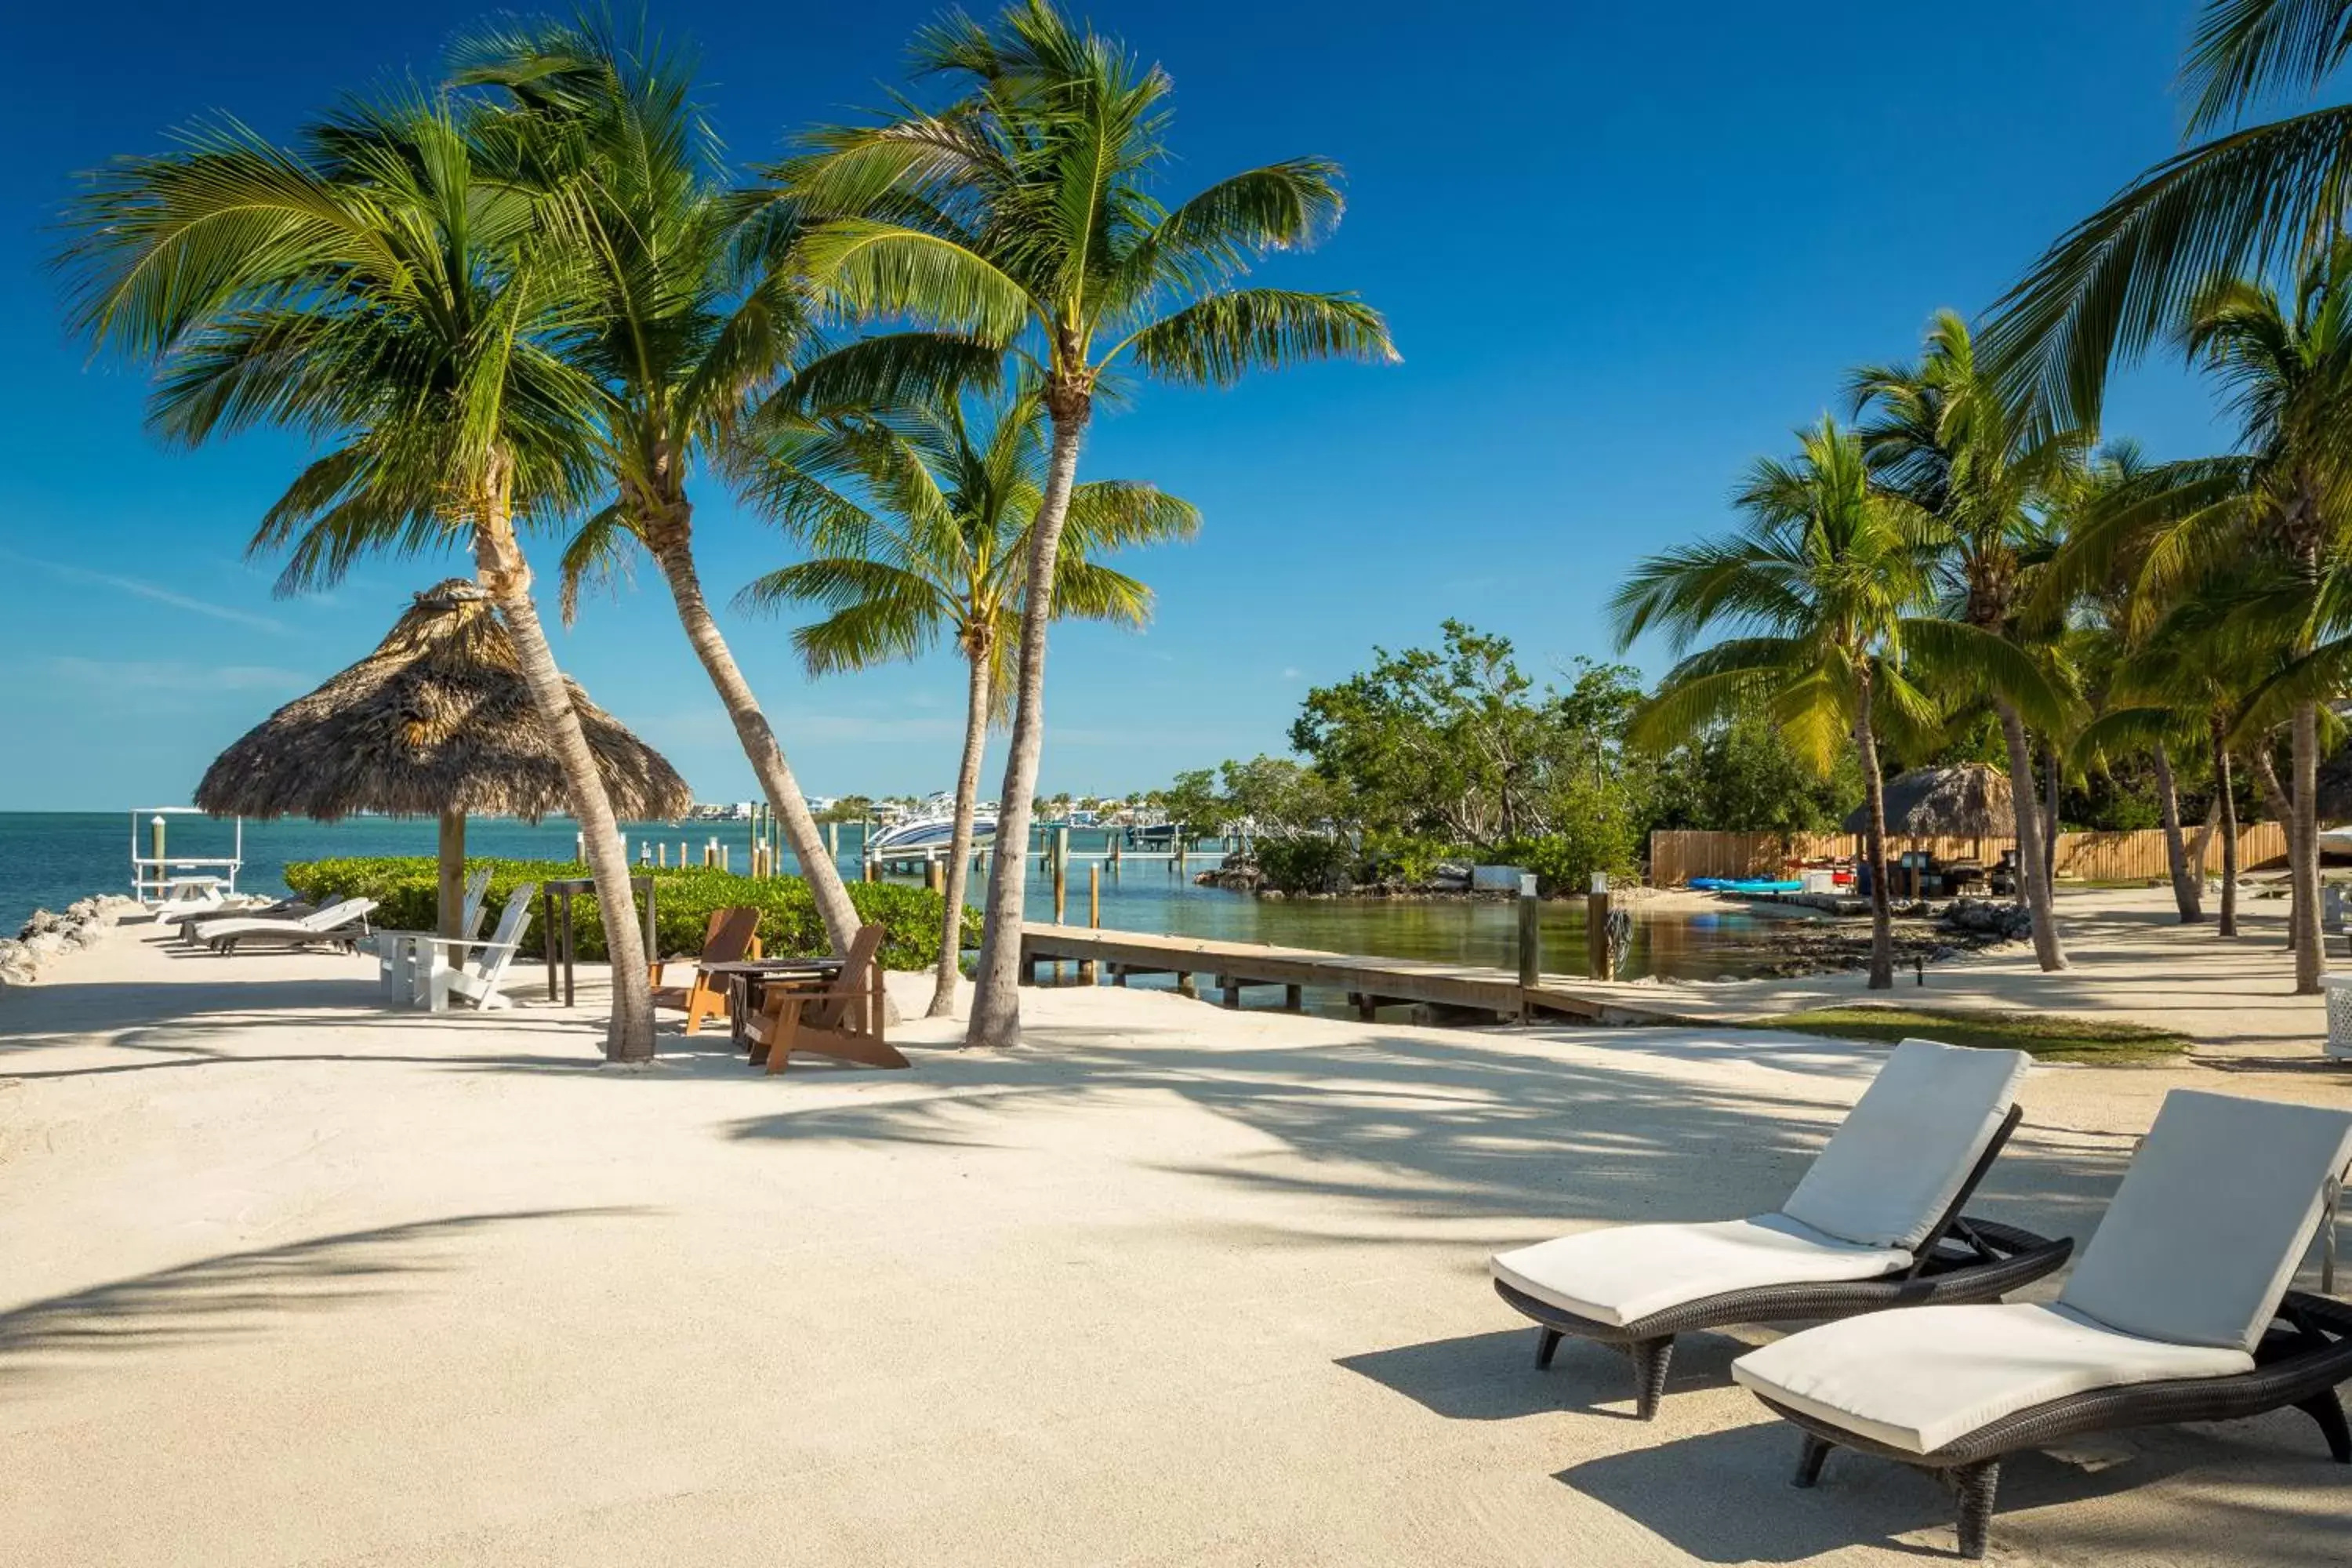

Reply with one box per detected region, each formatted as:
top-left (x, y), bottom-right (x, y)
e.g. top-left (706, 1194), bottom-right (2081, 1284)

top-left (866, 793), bottom-right (997, 857)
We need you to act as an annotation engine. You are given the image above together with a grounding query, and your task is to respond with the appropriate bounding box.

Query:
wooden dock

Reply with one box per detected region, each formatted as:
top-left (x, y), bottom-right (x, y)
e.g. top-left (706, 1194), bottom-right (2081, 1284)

top-left (1014, 924), bottom-right (1699, 1025)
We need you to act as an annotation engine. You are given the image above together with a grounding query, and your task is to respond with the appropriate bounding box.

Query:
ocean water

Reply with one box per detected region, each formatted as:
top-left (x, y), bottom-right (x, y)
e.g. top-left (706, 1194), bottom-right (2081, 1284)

top-left (0, 811), bottom-right (1783, 982)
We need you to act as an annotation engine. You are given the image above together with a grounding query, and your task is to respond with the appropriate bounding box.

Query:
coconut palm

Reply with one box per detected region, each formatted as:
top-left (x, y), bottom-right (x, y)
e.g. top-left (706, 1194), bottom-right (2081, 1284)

top-left (1612, 419), bottom-right (1942, 989)
top-left (1848, 311), bottom-right (2084, 968)
top-left (2076, 568), bottom-right (2301, 939)
top-left (775, 0), bottom-right (1396, 1048)
top-left (448, 18), bottom-right (868, 955)
top-left (2045, 244), bottom-right (2352, 989)
top-left (733, 391), bottom-right (1196, 1017)
top-left (1986, 0), bottom-right (2352, 430)
top-left (56, 92), bottom-right (659, 1058)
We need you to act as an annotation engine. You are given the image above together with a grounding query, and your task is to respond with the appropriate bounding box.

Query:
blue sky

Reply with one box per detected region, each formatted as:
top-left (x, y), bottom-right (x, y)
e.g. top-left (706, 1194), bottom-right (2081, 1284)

top-left (0, 0), bottom-right (2228, 809)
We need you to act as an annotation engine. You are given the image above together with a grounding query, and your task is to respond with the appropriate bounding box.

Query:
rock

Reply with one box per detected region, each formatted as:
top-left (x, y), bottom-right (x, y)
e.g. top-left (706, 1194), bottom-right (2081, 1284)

top-left (1940, 897), bottom-right (2034, 941)
top-left (16, 909), bottom-right (64, 940)
top-left (22, 931), bottom-right (66, 958)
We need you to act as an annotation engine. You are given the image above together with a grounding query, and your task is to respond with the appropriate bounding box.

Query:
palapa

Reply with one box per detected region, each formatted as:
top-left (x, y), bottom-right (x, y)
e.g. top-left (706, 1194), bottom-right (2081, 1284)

top-left (1843, 762), bottom-right (2018, 838)
top-left (197, 579), bottom-right (688, 932)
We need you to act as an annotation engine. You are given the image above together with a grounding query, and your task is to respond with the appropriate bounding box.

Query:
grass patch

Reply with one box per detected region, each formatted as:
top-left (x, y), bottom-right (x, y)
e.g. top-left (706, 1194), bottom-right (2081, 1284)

top-left (1740, 1004), bottom-right (2190, 1065)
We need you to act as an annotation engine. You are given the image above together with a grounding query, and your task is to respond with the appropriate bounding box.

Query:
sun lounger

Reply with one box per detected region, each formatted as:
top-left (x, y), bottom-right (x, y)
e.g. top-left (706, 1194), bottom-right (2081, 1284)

top-left (1732, 1089), bottom-right (2352, 1559)
top-left (165, 894), bottom-right (325, 945)
top-left (195, 898), bottom-right (379, 955)
top-left (1488, 1040), bottom-right (2067, 1418)
top-left (651, 906), bottom-right (762, 1034)
top-left (745, 924), bottom-right (908, 1073)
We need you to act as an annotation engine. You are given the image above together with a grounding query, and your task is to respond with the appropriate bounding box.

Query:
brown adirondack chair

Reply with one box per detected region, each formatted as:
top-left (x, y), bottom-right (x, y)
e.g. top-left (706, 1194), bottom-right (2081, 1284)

top-left (651, 906), bottom-right (762, 1035)
top-left (747, 924), bottom-right (908, 1074)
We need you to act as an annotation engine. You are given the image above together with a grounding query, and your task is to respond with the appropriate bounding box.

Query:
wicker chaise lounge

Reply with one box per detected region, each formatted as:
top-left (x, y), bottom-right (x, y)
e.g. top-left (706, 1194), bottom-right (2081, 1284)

top-left (1732, 1089), bottom-right (2352, 1559)
top-left (1488, 1040), bottom-right (2070, 1418)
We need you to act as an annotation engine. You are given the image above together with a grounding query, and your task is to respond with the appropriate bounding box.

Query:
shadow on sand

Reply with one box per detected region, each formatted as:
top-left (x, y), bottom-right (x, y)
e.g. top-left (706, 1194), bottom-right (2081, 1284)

top-left (0, 1208), bottom-right (649, 1372)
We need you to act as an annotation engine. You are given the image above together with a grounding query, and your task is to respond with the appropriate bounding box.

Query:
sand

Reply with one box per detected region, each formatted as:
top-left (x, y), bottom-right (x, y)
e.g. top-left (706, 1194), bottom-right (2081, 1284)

top-left (1, 898), bottom-right (2348, 1566)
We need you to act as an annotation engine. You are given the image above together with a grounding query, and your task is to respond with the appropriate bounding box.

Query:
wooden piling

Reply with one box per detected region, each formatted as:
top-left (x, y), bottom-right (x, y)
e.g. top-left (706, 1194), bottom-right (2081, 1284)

top-left (1283, 984), bottom-right (1302, 1012)
top-left (1053, 829), bottom-right (1069, 924)
top-left (1586, 873), bottom-right (1613, 982)
top-left (1517, 873), bottom-right (1540, 1017)
top-left (925, 858), bottom-right (943, 894)
top-left (1220, 976), bottom-right (1240, 1009)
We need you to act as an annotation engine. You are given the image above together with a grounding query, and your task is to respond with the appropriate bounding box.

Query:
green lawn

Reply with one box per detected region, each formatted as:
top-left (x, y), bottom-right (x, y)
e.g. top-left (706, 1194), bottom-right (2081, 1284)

top-left (1740, 1004), bottom-right (2190, 1065)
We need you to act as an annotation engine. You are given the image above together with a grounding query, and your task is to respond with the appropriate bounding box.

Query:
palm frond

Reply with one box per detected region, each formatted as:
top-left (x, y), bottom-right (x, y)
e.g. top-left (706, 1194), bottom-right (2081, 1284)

top-left (1117, 288), bottom-right (1396, 387)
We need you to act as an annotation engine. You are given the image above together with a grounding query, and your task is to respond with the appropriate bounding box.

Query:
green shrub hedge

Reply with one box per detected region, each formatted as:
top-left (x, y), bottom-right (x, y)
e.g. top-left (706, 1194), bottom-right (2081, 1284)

top-left (280, 858), bottom-right (974, 971)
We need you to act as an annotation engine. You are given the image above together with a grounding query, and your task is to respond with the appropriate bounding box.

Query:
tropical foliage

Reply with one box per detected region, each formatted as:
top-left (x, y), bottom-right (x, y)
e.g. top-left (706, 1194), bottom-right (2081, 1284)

top-left (281, 858), bottom-right (975, 971)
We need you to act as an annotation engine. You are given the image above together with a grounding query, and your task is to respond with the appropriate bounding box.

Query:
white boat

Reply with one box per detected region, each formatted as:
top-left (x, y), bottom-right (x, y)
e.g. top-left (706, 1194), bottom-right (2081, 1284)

top-left (866, 793), bottom-right (998, 857)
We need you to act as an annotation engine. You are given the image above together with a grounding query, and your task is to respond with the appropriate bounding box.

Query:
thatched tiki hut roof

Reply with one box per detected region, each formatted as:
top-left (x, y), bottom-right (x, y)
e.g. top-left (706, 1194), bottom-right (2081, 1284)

top-left (1842, 762), bottom-right (2017, 838)
top-left (198, 579), bottom-right (689, 931)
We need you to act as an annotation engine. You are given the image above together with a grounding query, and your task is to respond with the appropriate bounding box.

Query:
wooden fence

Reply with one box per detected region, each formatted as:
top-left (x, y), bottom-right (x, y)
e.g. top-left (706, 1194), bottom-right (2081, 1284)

top-left (1647, 822), bottom-right (2289, 887)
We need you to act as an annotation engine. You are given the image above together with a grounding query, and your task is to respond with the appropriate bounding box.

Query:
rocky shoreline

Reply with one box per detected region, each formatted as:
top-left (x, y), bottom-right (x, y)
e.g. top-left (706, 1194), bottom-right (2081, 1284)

top-left (0, 895), bottom-right (143, 986)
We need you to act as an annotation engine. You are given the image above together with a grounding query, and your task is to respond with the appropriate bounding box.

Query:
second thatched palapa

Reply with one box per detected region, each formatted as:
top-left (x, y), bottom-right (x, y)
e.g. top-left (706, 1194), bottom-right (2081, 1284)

top-left (196, 579), bottom-right (690, 934)
top-left (1842, 761), bottom-right (2018, 838)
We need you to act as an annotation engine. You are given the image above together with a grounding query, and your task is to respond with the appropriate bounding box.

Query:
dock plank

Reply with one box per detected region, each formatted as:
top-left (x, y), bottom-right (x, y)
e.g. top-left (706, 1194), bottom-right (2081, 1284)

top-left (1014, 924), bottom-right (1697, 1025)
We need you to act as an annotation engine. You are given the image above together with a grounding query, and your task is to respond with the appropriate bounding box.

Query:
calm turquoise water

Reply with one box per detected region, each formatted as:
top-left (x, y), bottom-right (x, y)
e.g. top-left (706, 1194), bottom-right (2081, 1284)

top-left (0, 811), bottom-right (1784, 982)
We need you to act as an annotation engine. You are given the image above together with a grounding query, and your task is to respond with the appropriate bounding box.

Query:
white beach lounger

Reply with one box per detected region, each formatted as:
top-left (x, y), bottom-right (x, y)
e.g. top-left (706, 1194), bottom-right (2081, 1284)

top-left (195, 898), bottom-right (379, 955)
top-left (1733, 1089), bottom-right (2352, 1559)
top-left (168, 893), bottom-right (337, 946)
top-left (1489, 1040), bottom-right (2065, 1417)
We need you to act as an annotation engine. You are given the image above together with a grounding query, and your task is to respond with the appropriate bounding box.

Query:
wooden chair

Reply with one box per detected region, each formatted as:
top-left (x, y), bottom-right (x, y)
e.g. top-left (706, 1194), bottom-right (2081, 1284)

top-left (651, 906), bottom-right (763, 1035)
top-left (746, 924), bottom-right (909, 1074)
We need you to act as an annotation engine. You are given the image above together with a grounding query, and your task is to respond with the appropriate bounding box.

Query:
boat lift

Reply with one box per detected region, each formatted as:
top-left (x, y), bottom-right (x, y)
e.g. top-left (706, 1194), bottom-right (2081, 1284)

top-left (130, 808), bottom-right (244, 907)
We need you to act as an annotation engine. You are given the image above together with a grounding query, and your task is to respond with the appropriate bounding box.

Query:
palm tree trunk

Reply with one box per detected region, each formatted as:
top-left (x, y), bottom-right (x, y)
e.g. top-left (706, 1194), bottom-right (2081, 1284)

top-left (1995, 702), bottom-right (2068, 968)
top-left (651, 533), bottom-right (861, 955)
top-left (1855, 687), bottom-right (1894, 991)
top-left (2151, 741), bottom-right (2203, 923)
top-left (2214, 720), bottom-right (2239, 938)
top-left (2256, 747), bottom-right (2299, 953)
top-left (2041, 745), bottom-right (2062, 884)
top-left (931, 649), bottom-right (993, 1018)
top-left (476, 514), bottom-right (654, 1062)
top-left (2292, 699), bottom-right (2325, 992)
top-left (966, 402), bottom-right (1089, 1050)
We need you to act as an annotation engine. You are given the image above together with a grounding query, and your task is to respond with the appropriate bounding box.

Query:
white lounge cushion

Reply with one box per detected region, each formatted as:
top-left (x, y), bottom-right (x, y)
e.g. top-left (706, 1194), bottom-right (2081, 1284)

top-left (1780, 1039), bottom-right (2031, 1250)
top-left (2058, 1091), bottom-right (2352, 1352)
top-left (1732, 1302), bottom-right (2252, 1455)
top-left (1490, 1214), bottom-right (1911, 1328)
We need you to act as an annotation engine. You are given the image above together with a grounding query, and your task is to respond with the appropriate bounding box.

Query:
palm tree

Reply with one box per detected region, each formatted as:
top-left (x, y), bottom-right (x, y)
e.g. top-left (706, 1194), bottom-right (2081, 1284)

top-left (1849, 311), bottom-right (2083, 969)
top-left (776, 0), bottom-right (1396, 1048)
top-left (1986, 0), bottom-right (2352, 426)
top-left (2045, 245), bottom-right (2352, 989)
top-left (449, 19), bottom-right (868, 955)
top-left (2038, 442), bottom-right (2210, 924)
top-left (1612, 419), bottom-right (1940, 989)
top-left (2077, 572), bottom-right (2293, 939)
top-left (58, 93), bottom-right (659, 1058)
top-left (734, 391), bottom-right (1196, 1017)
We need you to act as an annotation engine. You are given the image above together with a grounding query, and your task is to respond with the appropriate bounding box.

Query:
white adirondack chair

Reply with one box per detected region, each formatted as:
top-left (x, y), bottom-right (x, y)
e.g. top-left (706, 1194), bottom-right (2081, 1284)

top-left (457, 866), bottom-right (495, 941)
top-left (426, 883), bottom-right (538, 1011)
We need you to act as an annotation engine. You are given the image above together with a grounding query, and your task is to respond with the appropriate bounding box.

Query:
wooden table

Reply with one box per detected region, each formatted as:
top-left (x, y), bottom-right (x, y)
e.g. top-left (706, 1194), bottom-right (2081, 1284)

top-left (700, 957), bottom-right (845, 1052)
top-left (542, 874), bottom-right (658, 1006)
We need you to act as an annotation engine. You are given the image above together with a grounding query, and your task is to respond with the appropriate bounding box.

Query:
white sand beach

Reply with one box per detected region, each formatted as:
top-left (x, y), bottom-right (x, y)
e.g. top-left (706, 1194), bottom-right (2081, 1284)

top-left (2, 900), bottom-right (2348, 1566)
